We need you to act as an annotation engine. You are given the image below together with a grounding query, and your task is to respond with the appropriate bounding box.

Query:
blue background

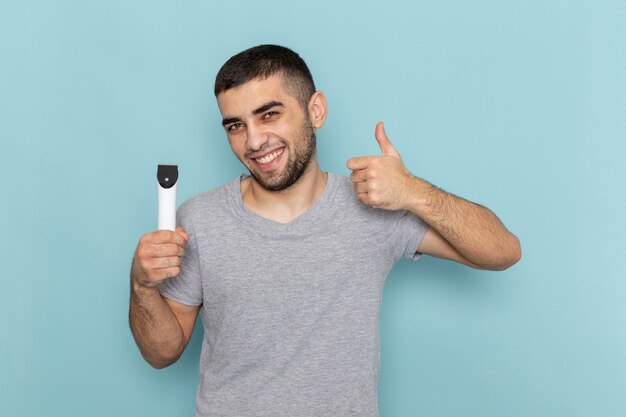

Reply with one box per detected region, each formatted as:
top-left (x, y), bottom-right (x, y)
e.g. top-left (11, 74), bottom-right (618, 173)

top-left (2, 0), bottom-right (625, 416)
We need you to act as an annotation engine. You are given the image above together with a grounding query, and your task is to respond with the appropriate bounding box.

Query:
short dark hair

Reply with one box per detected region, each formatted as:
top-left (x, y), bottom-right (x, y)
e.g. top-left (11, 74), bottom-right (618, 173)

top-left (214, 44), bottom-right (316, 109)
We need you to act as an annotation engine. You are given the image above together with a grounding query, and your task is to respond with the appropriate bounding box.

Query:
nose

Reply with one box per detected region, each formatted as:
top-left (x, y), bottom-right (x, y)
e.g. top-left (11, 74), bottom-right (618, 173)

top-left (246, 123), bottom-right (268, 152)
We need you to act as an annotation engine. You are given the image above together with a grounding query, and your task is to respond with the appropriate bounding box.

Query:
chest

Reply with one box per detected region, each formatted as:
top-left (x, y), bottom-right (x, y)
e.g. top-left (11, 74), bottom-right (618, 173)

top-left (195, 220), bottom-right (392, 320)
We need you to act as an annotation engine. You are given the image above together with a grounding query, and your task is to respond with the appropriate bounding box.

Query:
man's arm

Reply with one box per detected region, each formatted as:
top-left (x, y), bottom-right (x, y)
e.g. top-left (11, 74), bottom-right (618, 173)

top-left (129, 228), bottom-right (200, 368)
top-left (347, 122), bottom-right (521, 271)
top-left (410, 182), bottom-right (520, 270)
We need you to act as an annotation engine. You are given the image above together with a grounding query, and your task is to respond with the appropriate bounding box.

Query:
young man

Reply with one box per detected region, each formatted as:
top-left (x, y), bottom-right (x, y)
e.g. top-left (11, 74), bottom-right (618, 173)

top-left (130, 45), bottom-right (521, 417)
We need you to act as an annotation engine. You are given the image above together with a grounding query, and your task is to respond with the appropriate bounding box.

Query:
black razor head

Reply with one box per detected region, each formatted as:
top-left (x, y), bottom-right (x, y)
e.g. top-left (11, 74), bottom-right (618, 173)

top-left (157, 164), bottom-right (178, 189)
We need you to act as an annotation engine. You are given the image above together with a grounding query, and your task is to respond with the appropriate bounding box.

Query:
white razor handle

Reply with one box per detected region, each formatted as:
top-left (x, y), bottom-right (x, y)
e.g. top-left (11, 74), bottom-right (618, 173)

top-left (157, 164), bottom-right (178, 231)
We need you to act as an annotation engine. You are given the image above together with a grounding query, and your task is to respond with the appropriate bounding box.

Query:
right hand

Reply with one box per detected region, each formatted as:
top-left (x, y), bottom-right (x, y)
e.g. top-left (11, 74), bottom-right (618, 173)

top-left (131, 227), bottom-right (189, 288)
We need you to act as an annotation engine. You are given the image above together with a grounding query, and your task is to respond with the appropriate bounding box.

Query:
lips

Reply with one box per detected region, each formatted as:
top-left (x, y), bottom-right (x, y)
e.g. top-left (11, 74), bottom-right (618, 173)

top-left (254, 148), bottom-right (283, 164)
top-left (250, 146), bottom-right (286, 170)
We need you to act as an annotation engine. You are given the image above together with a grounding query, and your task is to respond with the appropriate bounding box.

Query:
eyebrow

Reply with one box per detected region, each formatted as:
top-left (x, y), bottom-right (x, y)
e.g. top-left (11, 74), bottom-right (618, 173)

top-left (221, 100), bottom-right (285, 127)
top-left (252, 100), bottom-right (284, 115)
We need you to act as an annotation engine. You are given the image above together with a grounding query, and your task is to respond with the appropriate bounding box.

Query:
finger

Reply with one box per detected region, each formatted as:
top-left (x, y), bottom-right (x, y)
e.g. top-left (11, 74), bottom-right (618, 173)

top-left (147, 267), bottom-right (181, 282)
top-left (346, 156), bottom-right (372, 171)
top-left (375, 122), bottom-right (400, 158)
top-left (355, 191), bottom-right (372, 206)
top-left (152, 243), bottom-right (185, 258)
top-left (353, 181), bottom-right (369, 195)
top-left (144, 256), bottom-right (180, 272)
top-left (149, 255), bottom-right (182, 270)
top-left (150, 229), bottom-right (187, 247)
top-left (161, 267), bottom-right (181, 279)
top-left (176, 227), bottom-right (189, 241)
top-left (349, 169), bottom-right (368, 183)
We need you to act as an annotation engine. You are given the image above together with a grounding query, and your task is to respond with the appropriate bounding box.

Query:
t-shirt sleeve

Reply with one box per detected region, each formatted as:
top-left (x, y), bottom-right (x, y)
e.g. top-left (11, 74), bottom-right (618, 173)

top-left (385, 209), bottom-right (430, 261)
top-left (159, 203), bottom-right (203, 307)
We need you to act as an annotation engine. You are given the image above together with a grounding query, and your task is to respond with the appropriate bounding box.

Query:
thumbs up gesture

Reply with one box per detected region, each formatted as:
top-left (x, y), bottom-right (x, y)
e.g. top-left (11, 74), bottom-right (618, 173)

top-left (347, 122), bottom-right (416, 211)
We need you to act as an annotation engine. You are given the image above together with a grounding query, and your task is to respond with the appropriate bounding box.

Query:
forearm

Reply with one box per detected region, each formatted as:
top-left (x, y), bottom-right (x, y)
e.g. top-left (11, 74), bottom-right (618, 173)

top-left (406, 177), bottom-right (521, 270)
top-left (129, 279), bottom-right (185, 369)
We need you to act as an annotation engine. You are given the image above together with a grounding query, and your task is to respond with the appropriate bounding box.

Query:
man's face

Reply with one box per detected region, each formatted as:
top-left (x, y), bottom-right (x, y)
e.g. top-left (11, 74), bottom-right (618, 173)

top-left (217, 74), bottom-right (316, 192)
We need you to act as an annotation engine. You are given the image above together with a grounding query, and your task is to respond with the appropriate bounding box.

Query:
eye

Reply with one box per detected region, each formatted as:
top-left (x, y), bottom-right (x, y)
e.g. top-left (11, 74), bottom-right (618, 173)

top-left (263, 111), bottom-right (279, 120)
top-left (227, 123), bottom-right (243, 132)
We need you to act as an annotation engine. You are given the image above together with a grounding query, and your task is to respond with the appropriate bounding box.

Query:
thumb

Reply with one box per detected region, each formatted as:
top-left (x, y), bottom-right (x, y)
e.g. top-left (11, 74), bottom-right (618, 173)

top-left (176, 227), bottom-right (189, 241)
top-left (375, 122), bottom-right (400, 157)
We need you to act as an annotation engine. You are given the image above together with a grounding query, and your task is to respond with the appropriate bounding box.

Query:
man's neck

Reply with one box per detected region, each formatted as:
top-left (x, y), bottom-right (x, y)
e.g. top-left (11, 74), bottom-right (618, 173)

top-left (240, 160), bottom-right (328, 224)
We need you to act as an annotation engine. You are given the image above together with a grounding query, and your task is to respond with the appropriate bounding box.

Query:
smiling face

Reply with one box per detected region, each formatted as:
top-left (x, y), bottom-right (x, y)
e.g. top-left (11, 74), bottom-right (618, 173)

top-left (217, 73), bottom-right (319, 192)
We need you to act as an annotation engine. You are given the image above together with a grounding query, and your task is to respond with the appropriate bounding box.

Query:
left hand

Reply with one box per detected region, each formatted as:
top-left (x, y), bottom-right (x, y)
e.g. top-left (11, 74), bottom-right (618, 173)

top-left (347, 122), bottom-right (415, 211)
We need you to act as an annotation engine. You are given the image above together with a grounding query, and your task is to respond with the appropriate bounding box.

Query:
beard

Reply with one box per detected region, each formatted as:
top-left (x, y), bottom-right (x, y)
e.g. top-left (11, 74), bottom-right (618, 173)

top-left (247, 118), bottom-right (316, 192)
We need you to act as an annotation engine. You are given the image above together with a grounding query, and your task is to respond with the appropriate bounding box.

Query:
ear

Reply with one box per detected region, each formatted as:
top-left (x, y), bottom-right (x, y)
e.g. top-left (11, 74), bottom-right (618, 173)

top-left (307, 91), bottom-right (327, 129)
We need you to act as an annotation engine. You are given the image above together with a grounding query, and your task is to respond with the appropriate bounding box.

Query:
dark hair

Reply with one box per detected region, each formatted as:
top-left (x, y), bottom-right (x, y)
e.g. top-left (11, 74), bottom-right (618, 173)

top-left (214, 44), bottom-right (316, 109)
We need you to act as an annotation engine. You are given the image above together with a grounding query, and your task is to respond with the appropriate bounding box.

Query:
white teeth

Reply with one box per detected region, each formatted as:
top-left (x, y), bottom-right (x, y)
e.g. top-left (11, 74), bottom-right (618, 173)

top-left (256, 149), bottom-right (283, 164)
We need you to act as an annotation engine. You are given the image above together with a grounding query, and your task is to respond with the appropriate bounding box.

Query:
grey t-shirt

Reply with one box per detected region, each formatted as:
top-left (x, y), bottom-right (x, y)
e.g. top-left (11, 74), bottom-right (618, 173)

top-left (159, 172), bottom-right (429, 417)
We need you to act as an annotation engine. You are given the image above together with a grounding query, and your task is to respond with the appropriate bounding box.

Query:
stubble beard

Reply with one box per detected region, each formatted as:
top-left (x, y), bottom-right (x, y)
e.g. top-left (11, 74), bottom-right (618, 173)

top-left (248, 118), bottom-right (316, 192)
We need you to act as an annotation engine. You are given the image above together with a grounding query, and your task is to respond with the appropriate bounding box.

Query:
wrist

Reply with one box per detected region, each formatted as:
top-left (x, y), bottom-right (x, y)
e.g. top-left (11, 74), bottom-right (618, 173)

top-left (130, 268), bottom-right (161, 296)
top-left (403, 175), bottom-right (435, 215)
top-left (130, 282), bottom-right (162, 312)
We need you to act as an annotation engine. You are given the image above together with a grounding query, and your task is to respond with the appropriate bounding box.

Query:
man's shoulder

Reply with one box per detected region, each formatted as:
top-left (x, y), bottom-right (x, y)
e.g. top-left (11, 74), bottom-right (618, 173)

top-left (177, 176), bottom-right (240, 218)
top-left (328, 172), bottom-right (365, 206)
top-left (328, 172), bottom-right (353, 197)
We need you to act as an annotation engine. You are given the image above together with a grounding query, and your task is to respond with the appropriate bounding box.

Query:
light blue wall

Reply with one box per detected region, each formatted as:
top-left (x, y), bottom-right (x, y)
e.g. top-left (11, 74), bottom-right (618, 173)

top-left (2, 0), bottom-right (625, 416)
